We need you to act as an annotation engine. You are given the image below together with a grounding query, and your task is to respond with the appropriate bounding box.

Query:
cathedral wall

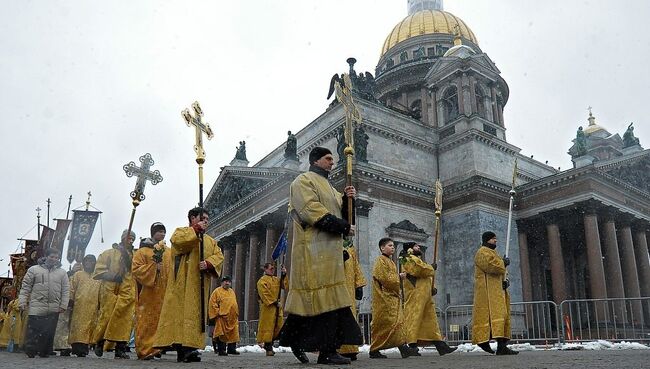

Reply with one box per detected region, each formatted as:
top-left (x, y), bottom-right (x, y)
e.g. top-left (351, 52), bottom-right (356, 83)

top-left (357, 197), bottom-right (435, 313)
top-left (440, 205), bottom-right (522, 307)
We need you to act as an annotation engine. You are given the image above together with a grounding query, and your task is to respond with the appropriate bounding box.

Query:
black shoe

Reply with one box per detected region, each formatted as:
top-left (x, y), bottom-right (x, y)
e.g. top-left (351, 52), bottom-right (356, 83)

top-left (94, 341), bottom-right (104, 357)
top-left (369, 350), bottom-right (387, 359)
top-left (227, 343), bottom-right (240, 355)
top-left (292, 349), bottom-right (309, 363)
top-left (317, 352), bottom-right (351, 365)
top-left (407, 345), bottom-right (422, 356)
top-left (433, 341), bottom-right (457, 356)
top-left (183, 350), bottom-right (202, 362)
top-left (154, 353), bottom-right (162, 358)
top-left (115, 342), bottom-right (130, 359)
top-left (398, 344), bottom-right (416, 358)
top-left (77, 353), bottom-right (87, 357)
top-left (217, 350), bottom-right (228, 356)
top-left (340, 353), bottom-right (358, 361)
top-left (496, 345), bottom-right (519, 355)
top-left (60, 349), bottom-right (72, 357)
top-left (478, 342), bottom-right (495, 354)
top-left (26, 352), bottom-right (36, 358)
top-left (38, 353), bottom-right (50, 358)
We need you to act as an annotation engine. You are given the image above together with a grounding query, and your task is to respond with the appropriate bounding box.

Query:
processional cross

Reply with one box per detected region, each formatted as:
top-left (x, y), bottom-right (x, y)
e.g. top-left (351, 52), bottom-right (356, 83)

top-left (123, 153), bottom-right (163, 235)
top-left (334, 74), bottom-right (362, 223)
top-left (182, 101), bottom-right (214, 332)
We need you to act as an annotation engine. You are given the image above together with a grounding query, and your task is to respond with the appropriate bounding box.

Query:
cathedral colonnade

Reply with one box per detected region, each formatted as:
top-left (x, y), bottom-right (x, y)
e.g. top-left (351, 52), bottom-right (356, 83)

top-left (517, 201), bottom-right (650, 326)
top-left (218, 215), bottom-right (286, 320)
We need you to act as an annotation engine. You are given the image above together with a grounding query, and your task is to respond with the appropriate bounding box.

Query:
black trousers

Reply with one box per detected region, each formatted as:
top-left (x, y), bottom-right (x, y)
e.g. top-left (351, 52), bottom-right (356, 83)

top-left (24, 313), bottom-right (59, 356)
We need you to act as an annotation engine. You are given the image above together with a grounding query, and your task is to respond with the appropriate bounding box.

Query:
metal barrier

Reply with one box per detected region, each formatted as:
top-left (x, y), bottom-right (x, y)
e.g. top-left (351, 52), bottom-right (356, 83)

top-left (235, 297), bottom-right (650, 347)
top-left (237, 320), bottom-right (260, 346)
top-left (444, 301), bottom-right (560, 345)
top-left (560, 297), bottom-right (650, 343)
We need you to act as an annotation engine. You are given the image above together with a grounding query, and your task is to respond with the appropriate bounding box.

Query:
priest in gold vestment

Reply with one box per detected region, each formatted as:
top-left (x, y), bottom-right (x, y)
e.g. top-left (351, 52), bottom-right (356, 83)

top-left (208, 276), bottom-right (239, 356)
top-left (92, 230), bottom-right (137, 359)
top-left (338, 246), bottom-right (366, 360)
top-left (132, 222), bottom-right (172, 360)
top-left (0, 288), bottom-right (25, 350)
top-left (278, 147), bottom-right (363, 365)
top-left (154, 207), bottom-right (224, 363)
top-left (369, 238), bottom-right (416, 359)
top-left (68, 255), bottom-right (99, 357)
top-left (256, 263), bottom-right (288, 356)
top-left (472, 231), bottom-right (518, 355)
top-left (401, 242), bottom-right (456, 356)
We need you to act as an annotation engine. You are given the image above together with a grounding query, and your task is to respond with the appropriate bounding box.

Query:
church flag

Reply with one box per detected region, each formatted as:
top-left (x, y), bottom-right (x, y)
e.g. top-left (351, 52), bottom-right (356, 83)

top-left (67, 210), bottom-right (101, 263)
top-left (37, 226), bottom-right (56, 252)
top-left (50, 218), bottom-right (72, 254)
top-left (271, 231), bottom-right (288, 261)
top-left (23, 239), bottom-right (41, 268)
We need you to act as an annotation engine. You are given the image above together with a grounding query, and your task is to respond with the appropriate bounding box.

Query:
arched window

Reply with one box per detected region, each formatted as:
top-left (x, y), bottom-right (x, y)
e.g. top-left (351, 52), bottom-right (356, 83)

top-left (441, 86), bottom-right (459, 124)
top-left (475, 84), bottom-right (487, 119)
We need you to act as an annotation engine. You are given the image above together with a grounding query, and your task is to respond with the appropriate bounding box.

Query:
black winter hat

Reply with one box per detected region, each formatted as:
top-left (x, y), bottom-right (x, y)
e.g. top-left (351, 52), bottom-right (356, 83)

top-left (150, 222), bottom-right (166, 237)
top-left (482, 231), bottom-right (497, 244)
top-left (221, 275), bottom-right (232, 282)
top-left (402, 242), bottom-right (417, 253)
top-left (309, 147), bottom-right (332, 164)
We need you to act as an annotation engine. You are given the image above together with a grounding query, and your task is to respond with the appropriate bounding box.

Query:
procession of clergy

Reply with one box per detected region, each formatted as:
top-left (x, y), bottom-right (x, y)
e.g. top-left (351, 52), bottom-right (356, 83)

top-left (0, 146), bottom-right (518, 364)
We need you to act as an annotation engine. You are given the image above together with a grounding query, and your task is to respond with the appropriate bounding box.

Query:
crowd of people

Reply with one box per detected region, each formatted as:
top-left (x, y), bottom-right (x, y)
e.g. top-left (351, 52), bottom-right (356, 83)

top-left (0, 146), bottom-right (517, 364)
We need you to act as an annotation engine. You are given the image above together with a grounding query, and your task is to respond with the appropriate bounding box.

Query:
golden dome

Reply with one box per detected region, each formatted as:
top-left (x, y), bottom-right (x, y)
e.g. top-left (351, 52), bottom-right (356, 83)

top-left (381, 10), bottom-right (478, 57)
top-left (583, 111), bottom-right (608, 135)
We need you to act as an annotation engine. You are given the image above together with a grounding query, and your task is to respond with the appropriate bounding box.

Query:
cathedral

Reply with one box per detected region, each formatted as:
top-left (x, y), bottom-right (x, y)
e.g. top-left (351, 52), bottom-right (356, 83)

top-left (204, 0), bottom-right (650, 329)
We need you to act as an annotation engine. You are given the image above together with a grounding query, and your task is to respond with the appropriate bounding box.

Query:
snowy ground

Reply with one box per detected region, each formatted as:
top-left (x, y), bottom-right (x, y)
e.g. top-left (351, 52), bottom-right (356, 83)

top-left (204, 340), bottom-right (649, 354)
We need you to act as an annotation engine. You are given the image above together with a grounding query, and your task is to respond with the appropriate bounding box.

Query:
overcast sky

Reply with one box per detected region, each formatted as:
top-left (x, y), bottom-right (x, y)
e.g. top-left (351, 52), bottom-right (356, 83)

top-left (1, 0), bottom-right (648, 276)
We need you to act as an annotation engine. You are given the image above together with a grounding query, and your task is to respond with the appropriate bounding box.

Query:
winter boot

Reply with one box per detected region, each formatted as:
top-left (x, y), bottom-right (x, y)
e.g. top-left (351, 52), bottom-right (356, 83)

top-left (227, 343), bottom-right (240, 355)
top-left (292, 348), bottom-right (309, 363)
top-left (317, 351), bottom-right (351, 365)
top-left (433, 340), bottom-right (457, 356)
top-left (114, 342), bottom-right (130, 359)
top-left (398, 344), bottom-right (417, 358)
top-left (478, 342), bottom-right (495, 354)
top-left (496, 339), bottom-right (518, 355)
top-left (407, 343), bottom-right (421, 356)
top-left (94, 340), bottom-right (104, 357)
top-left (264, 342), bottom-right (275, 356)
top-left (369, 350), bottom-right (387, 359)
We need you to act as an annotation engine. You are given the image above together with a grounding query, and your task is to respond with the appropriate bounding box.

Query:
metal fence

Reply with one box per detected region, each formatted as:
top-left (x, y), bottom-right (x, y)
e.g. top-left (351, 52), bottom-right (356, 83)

top-left (443, 301), bottom-right (560, 345)
top-left (236, 297), bottom-right (650, 347)
top-left (560, 297), bottom-right (650, 343)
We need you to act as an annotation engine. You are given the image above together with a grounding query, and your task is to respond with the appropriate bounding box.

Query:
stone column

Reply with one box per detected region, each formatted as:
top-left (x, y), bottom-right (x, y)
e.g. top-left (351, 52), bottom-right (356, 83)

top-left (456, 77), bottom-right (465, 116)
top-left (246, 229), bottom-right (261, 321)
top-left (264, 226), bottom-right (278, 264)
top-left (420, 87), bottom-right (429, 125)
top-left (431, 88), bottom-right (439, 127)
top-left (222, 245), bottom-right (233, 279)
top-left (490, 84), bottom-right (498, 124)
top-left (233, 234), bottom-right (247, 318)
top-left (468, 76), bottom-right (477, 115)
top-left (518, 231), bottom-right (533, 302)
top-left (546, 223), bottom-right (568, 304)
top-left (583, 212), bottom-right (608, 319)
top-left (618, 224), bottom-right (644, 325)
top-left (632, 227), bottom-right (650, 325)
top-left (601, 216), bottom-right (626, 321)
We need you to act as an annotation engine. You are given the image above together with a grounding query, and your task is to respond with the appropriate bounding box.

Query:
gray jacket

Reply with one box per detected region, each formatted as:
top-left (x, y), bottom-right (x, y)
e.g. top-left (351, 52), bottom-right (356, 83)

top-left (18, 261), bottom-right (70, 316)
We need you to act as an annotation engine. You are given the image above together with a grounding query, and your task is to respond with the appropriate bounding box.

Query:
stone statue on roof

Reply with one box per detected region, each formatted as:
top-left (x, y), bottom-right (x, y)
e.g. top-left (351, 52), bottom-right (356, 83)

top-left (623, 122), bottom-right (640, 148)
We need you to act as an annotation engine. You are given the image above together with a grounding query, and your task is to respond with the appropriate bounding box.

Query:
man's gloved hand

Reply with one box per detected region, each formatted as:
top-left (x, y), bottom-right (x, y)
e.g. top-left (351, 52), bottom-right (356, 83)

top-left (104, 272), bottom-right (123, 283)
top-left (343, 250), bottom-right (350, 262)
top-left (355, 287), bottom-right (363, 301)
top-left (274, 300), bottom-right (281, 307)
top-left (431, 263), bottom-right (437, 271)
top-left (503, 257), bottom-right (510, 267)
top-left (431, 287), bottom-right (438, 296)
top-left (502, 279), bottom-right (510, 290)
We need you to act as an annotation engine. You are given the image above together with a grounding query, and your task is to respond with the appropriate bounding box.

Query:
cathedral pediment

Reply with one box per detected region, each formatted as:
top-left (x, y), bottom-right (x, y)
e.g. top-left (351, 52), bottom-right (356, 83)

top-left (425, 53), bottom-right (501, 81)
top-left (205, 167), bottom-right (298, 216)
top-left (598, 153), bottom-right (650, 195)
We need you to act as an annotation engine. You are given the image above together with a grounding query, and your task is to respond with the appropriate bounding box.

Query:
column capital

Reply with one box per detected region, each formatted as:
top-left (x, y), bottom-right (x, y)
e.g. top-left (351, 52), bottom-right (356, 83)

top-left (600, 206), bottom-right (620, 222)
top-left (233, 230), bottom-right (249, 244)
top-left (616, 213), bottom-right (636, 228)
top-left (578, 199), bottom-right (603, 215)
top-left (632, 219), bottom-right (650, 233)
top-left (219, 236), bottom-right (236, 250)
top-left (245, 222), bottom-right (265, 236)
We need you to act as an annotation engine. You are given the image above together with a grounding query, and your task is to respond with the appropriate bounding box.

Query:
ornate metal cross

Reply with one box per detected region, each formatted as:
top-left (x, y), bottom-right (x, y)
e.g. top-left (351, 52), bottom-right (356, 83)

top-left (182, 101), bottom-right (214, 164)
top-left (123, 153), bottom-right (163, 205)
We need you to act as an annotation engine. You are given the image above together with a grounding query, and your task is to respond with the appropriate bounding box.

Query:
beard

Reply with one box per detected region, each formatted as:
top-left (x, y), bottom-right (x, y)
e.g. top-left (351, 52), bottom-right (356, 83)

top-left (412, 249), bottom-right (423, 256)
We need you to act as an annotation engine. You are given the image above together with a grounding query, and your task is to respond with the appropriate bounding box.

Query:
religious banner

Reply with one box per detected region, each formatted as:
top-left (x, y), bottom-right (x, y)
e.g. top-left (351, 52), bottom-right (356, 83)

top-left (37, 225), bottom-right (56, 254)
top-left (67, 210), bottom-right (101, 263)
top-left (24, 239), bottom-right (41, 267)
top-left (50, 218), bottom-right (72, 254)
top-left (9, 252), bottom-right (28, 289)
